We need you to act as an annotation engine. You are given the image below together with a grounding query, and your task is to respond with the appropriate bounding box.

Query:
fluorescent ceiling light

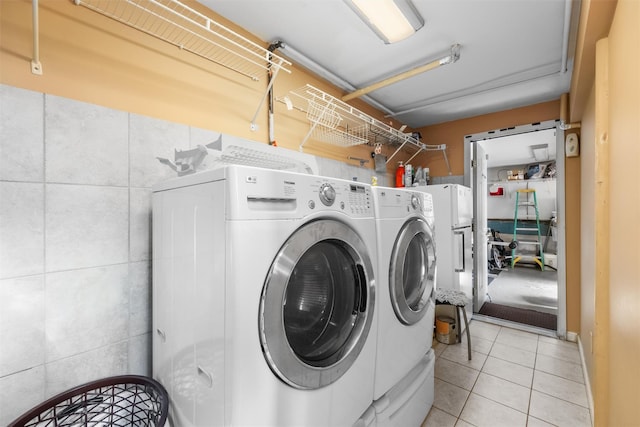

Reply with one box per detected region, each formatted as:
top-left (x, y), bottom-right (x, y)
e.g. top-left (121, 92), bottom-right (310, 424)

top-left (345, 0), bottom-right (424, 44)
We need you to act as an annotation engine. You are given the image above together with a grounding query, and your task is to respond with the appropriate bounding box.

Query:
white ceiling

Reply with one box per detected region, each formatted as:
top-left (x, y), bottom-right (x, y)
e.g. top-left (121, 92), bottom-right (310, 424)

top-left (480, 128), bottom-right (557, 168)
top-left (200, 0), bottom-right (580, 128)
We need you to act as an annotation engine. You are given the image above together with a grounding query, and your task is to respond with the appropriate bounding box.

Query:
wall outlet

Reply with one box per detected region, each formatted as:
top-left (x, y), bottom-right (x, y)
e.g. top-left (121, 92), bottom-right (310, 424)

top-left (566, 133), bottom-right (580, 157)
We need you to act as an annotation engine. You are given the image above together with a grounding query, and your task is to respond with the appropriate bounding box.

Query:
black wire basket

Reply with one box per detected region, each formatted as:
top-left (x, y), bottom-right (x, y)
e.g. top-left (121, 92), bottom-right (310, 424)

top-left (8, 375), bottom-right (169, 427)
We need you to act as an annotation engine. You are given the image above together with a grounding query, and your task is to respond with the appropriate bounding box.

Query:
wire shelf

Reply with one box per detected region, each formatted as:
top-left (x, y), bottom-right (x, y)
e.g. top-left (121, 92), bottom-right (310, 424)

top-left (306, 98), bottom-right (342, 130)
top-left (211, 145), bottom-right (302, 171)
top-left (204, 135), bottom-right (319, 174)
top-left (312, 123), bottom-right (369, 147)
top-left (281, 85), bottom-right (448, 168)
top-left (74, 0), bottom-right (291, 81)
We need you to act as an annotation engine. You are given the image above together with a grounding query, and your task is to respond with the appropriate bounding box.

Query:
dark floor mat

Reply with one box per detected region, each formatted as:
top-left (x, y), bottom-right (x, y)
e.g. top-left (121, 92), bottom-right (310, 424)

top-left (478, 302), bottom-right (557, 330)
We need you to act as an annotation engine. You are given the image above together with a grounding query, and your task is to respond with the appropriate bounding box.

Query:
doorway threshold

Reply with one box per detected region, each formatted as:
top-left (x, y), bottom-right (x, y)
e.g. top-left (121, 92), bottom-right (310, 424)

top-left (472, 313), bottom-right (558, 338)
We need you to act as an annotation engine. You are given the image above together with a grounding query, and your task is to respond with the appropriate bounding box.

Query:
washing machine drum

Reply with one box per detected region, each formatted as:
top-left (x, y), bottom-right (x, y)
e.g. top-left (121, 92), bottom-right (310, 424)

top-left (259, 219), bottom-right (376, 390)
top-left (389, 218), bottom-right (436, 325)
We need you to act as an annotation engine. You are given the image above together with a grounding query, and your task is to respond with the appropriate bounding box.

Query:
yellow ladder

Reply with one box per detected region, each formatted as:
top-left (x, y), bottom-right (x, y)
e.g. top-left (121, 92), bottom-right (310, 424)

top-left (512, 189), bottom-right (544, 270)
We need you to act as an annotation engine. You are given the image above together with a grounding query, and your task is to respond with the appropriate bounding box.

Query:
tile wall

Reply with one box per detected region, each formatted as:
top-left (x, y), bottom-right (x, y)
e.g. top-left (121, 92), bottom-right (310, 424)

top-left (0, 84), bottom-right (383, 425)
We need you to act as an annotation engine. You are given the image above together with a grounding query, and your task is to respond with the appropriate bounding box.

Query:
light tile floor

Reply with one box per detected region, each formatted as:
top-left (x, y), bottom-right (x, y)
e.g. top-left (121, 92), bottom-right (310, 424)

top-left (422, 320), bottom-right (592, 427)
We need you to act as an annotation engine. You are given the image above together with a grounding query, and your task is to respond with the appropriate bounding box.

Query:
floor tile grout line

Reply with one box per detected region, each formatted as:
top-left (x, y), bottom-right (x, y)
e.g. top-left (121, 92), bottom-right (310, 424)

top-left (535, 352), bottom-right (582, 366)
top-left (530, 387), bottom-right (591, 410)
top-left (533, 365), bottom-right (586, 385)
top-left (457, 391), bottom-right (530, 426)
top-left (475, 368), bottom-right (534, 391)
top-left (526, 349), bottom-right (538, 422)
top-left (485, 352), bottom-right (535, 370)
top-left (433, 374), bottom-right (477, 393)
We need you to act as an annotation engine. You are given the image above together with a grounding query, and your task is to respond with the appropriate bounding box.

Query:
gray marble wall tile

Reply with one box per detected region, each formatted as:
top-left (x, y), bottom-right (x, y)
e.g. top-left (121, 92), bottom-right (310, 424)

top-left (130, 188), bottom-right (152, 262)
top-left (0, 85), bottom-right (44, 182)
top-left (129, 114), bottom-right (189, 188)
top-left (45, 264), bottom-right (129, 362)
top-left (430, 175), bottom-right (465, 185)
top-left (128, 333), bottom-right (151, 376)
top-left (0, 275), bottom-right (45, 377)
top-left (0, 182), bottom-right (44, 278)
top-left (316, 156), bottom-right (388, 185)
top-left (190, 127), bottom-right (220, 148)
top-left (45, 184), bottom-right (128, 272)
top-left (45, 341), bottom-right (128, 398)
top-left (129, 261), bottom-right (151, 337)
top-left (45, 95), bottom-right (128, 186)
top-left (0, 366), bottom-right (45, 426)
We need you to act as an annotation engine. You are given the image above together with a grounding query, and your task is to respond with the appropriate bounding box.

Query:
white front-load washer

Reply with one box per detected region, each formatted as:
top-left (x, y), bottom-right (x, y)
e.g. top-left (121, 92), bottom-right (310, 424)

top-left (371, 187), bottom-right (437, 401)
top-left (152, 165), bottom-right (377, 427)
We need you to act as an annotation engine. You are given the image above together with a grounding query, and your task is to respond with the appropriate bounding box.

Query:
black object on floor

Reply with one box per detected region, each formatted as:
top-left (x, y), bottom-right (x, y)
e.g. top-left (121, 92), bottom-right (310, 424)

top-left (478, 302), bottom-right (557, 330)
top-left (8, 375), bottom-right (168, 427)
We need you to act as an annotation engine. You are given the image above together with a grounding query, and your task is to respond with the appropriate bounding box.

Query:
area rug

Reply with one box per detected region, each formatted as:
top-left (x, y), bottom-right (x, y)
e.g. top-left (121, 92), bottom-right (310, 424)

top-left (478, 302), bottom-right (557, 330)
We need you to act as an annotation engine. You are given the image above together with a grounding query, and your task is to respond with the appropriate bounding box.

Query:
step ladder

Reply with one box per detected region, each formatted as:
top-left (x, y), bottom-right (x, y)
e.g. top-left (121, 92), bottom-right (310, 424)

top-left (512, 189), bottom-right (544, 270)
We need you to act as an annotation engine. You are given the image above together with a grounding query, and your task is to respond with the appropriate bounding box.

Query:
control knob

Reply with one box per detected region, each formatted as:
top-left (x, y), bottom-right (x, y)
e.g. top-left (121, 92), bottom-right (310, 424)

top-left (411, 194), bottom-right (421, 210)
top-left (319, 183), bottom-right (336, 206)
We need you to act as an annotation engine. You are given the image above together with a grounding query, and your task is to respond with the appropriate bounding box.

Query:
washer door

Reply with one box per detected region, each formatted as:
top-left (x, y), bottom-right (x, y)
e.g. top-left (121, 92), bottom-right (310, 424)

top-left (259, 219), bottom-right (375, 390)
top-left (389, 218), bottom-right (436, 325)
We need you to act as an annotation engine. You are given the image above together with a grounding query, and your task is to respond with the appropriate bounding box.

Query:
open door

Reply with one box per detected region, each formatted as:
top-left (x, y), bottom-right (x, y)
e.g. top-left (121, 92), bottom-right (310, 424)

top-left (472, 142), bottom-right (488, 312)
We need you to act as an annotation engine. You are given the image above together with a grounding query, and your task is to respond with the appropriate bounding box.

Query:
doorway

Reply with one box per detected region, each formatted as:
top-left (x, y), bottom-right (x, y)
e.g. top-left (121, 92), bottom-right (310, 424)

top-left (465, 120), bottom-right (567, 337)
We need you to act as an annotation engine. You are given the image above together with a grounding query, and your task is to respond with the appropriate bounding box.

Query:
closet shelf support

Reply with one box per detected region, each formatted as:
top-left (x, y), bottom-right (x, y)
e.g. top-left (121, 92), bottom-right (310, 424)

top-left (31, 0), bottom-right (43, 75)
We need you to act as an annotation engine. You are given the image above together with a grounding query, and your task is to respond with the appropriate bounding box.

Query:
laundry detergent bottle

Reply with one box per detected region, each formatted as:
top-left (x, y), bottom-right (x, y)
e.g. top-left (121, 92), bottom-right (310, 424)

top-left (395, 161), bottom-right (405, 187)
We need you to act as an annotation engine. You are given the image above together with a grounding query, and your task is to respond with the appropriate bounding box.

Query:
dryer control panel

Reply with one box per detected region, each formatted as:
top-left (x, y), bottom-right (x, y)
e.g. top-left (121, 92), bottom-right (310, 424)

top-left (373, 187), bottom-right (434, 220)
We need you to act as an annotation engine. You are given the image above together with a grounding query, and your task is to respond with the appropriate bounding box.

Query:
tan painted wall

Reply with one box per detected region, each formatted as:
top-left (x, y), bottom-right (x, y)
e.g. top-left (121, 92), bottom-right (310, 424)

top-left (580, 84), bottom-right (596, 388)
top-left (604, 0), bottom-right (640, 424)
top-left (564, 144), bottom-right (582, 334)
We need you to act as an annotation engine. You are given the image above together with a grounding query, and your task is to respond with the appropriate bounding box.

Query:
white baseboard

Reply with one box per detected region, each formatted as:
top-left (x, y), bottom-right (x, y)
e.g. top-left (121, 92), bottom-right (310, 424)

top-left (566, 331), bottom-right (578, 342)
top-left (577, 335), bottom-right (594, 427)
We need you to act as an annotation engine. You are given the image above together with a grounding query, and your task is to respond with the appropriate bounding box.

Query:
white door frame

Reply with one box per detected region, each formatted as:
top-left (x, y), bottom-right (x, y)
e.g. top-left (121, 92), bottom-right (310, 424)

top-left (463, 119), bottom-right (567, 339)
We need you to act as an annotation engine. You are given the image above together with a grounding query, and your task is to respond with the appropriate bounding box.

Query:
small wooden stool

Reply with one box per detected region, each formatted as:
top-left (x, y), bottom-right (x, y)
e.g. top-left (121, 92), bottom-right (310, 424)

top-left (435, 289), bottom-right (472, 361)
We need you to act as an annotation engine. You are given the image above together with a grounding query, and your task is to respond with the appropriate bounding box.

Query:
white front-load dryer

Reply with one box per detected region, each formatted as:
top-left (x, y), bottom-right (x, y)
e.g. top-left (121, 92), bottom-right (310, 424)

top-left (371, 187), bottom-right (436, 401)
top-left (152, 165), bottom-right (377, 427)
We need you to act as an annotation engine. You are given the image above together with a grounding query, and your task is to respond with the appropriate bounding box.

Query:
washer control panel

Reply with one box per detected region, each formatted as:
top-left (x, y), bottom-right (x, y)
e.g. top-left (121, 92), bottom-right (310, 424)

top-left (228, 165), bottom-right (373, 219)
top-left (312, 180), bottom-right (372, 216)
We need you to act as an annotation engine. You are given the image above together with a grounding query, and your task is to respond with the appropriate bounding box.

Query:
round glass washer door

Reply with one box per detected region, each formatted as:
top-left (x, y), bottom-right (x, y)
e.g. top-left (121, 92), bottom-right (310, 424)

top-left (389, 218), bottom-right (436, 325)
top-left (259, 219), bottom-right (375, 390)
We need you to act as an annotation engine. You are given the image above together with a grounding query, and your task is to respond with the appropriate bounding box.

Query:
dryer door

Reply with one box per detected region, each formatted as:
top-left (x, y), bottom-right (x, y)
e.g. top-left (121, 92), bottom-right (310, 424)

top-left (389, 218), bottom-right (436, 325)
top-left (259, 219), bottom-right (375, 390)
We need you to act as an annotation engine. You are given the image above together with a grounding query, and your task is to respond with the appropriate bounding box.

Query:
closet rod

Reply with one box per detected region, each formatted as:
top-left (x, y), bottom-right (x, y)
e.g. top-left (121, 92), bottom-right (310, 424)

top-left (31, 0), bottom-right (43, 75)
